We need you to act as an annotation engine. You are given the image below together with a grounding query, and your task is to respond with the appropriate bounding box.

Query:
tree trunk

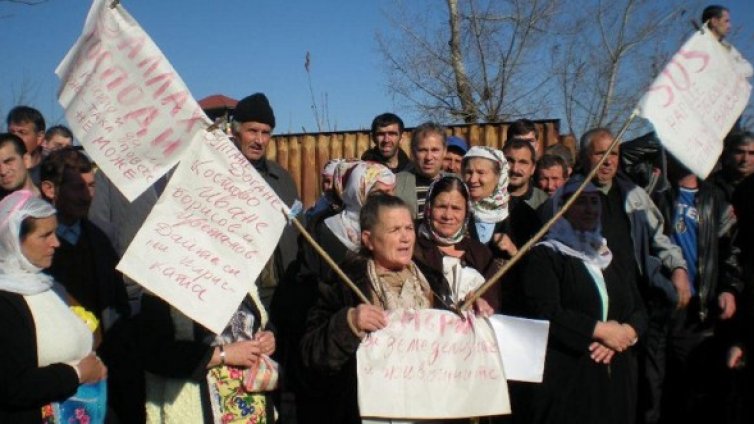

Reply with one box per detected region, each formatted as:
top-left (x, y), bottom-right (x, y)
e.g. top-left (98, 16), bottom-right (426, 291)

top-left (447, 0), bottom-right (479, 123)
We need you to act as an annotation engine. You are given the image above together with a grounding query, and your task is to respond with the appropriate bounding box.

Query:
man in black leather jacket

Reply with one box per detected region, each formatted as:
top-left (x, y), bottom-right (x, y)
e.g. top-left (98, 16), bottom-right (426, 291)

top-left (649, 154), bottom-right (743, 423)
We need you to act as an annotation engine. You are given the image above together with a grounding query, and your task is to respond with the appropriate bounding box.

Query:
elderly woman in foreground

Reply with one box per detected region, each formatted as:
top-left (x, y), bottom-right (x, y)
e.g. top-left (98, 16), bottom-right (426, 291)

top-left (301, 194), bottom-right (475, 423)
top-left (0, 190), bottom-right (107, 422)
top-left (519, 176), bottom-right (647, 424)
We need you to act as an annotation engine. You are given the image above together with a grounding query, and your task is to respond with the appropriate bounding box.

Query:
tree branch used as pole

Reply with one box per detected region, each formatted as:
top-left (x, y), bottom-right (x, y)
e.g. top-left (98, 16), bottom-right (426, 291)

top-left (285, 210), bottom-right (371, 305)
top-left (459, 109), bottom-right (639, 312)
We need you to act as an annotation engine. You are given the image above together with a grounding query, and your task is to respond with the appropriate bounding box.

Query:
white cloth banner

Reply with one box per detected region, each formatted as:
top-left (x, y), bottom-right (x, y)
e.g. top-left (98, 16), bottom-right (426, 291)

top-left (637, 28), bottom-right (752, 178)
top-left (117, 130), bottom-right (288, 333)
top-left (56, 0), bottom-right (210, 201)
top-left (357, 309), bottom-right (510, 419)
top-left (488, 314), bottom-right (549, 383)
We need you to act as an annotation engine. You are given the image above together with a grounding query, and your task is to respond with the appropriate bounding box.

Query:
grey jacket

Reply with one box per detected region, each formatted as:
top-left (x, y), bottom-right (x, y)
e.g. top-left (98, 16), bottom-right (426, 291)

top-left (614, 175), bottom-right (687, 304)
top-left (540, 174), bottom-right (687, 304)
top-left (394, 170), bottom-right (419, 219)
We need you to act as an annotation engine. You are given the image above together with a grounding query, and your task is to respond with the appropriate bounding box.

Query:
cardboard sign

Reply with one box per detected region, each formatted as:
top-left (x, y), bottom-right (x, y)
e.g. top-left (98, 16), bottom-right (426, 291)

top-left (357, 309), bottom-right (510, 419)
top-left (56, 0), bottom-right (210, 201)
top-left (638, 28), bottom-right (752, 178)
top-left (118, 130), bottom-right (287, 333)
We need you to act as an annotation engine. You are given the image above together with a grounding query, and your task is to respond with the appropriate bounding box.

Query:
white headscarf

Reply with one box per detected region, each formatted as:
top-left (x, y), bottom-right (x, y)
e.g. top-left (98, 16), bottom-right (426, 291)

top-left (463, 146), bottom-right (510, 224)
top-left (325, 161), bottom-right (396, 251)
top-left (0, 190), bottom-right (57, 295)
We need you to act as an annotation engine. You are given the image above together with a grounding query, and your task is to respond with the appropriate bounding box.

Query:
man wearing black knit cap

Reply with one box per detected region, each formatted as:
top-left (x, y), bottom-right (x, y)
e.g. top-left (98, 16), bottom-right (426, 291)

top-left (232, 93), bottom-right (302, 424)
top-left (231, 92), bottom-right (299, 308)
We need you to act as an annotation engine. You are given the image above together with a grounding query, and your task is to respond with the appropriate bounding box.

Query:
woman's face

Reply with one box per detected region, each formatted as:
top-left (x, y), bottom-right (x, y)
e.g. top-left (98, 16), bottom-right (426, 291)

top-left (20, 216), bottom-right (60, 269)
top-left (429, 189), bottom-right (466, 238)
top-left (563, 192), bottom-right (601, 232)
top-left (463, 157), bottom-right (499, 201)
top-left (362, 206), bottom-right (415, 271)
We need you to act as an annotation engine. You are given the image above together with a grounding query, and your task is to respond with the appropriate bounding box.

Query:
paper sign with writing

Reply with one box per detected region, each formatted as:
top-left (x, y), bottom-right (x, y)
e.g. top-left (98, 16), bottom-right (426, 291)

top-left (357, 309), bottom-right (510, 419)
top-left (56, 0), bottom-right (210, 201)
top-left (637, 28), bottom-right (752, 178)
top-left (117, 130), bottom-right (288, 333)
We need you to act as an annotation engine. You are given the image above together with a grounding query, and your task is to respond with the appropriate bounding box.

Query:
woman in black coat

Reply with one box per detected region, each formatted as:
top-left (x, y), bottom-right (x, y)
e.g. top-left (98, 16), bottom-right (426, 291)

top-left (300, 194), bottom-right (463, 424)
top-left (519, 177), bottom-right (648, 424)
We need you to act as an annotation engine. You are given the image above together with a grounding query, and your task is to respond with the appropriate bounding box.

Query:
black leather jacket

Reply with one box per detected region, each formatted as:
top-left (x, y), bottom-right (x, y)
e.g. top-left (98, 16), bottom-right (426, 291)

top-left (653, 180), bottom-right (743, 322)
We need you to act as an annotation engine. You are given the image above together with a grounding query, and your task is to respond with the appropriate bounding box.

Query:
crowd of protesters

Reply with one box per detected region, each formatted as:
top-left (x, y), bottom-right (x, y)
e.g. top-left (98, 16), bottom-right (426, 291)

top-left (0, 5), bottom-right (752, 424)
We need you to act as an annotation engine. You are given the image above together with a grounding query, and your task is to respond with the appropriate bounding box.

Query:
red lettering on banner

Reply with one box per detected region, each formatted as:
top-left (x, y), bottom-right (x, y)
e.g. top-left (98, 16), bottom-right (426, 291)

top-left (678, 49), bottom-right (710, 73)
top-left (116, 84), bottom-right (145, 105)
top-left (647, 49), bottom-right (713, 108)
top-left (179, 108), bottom-right (206, 134)
top-left (146, 72), bottom-right (175, 99)
top-left (117, 35), bottom-right (146, 59)
top-left (150, 128), bottom-right (181, 157)
top-left (162, 90), bottom-right (189, 116)
top-left (137, 55), bottom-right (162, 78)
top-left (101, 64), bottom-right (128, 90)
top-left (123, 106), bottom-right (159, 137)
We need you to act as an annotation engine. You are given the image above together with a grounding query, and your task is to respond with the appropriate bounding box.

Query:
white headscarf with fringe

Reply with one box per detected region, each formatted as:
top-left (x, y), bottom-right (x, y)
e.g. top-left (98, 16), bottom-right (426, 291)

top-left (463, 146), bottom-right (510, 224)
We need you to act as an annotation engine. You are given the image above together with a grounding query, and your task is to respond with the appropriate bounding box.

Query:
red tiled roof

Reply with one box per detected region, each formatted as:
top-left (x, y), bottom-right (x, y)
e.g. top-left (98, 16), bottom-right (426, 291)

top-left (198, 94), bottom-right (238, 111)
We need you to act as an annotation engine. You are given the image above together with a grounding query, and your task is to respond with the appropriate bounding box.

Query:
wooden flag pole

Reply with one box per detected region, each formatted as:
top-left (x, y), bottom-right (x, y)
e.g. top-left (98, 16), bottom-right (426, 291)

top-left (459, 110), bottom-right (640, 312)
top-left (285, 209), bottom-right (371, 305)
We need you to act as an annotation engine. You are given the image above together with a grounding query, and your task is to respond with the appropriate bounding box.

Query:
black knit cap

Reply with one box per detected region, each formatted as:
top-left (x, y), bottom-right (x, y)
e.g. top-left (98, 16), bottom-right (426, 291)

top-left (233, 93), bottom-right (276, 128)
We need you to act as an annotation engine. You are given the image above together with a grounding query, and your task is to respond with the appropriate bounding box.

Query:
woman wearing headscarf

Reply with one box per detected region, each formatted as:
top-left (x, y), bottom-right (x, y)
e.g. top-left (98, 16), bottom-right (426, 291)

top-left (278, 160), bottom-right (396, 423)
top-left (305, 158), bottom-right (345, 222)
top-left (413, 175), bottom-right (500, 311)
top-left (462, 146), bottom-right (540, 259)
top-left (301, 193), bottom-right (462, 424)
top-left (307, 161), bottom-right (396, 281)
top-left (519, 176), bottom-right (647, 424)
top-left (462, 146), bottom-right (540, 314)
top-left (0, 190), bottom-right (107, 422)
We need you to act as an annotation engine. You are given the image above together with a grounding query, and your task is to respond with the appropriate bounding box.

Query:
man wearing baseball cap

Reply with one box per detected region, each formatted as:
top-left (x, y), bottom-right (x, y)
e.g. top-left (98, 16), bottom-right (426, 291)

top-left (442, 135), bottom-right (468, 175)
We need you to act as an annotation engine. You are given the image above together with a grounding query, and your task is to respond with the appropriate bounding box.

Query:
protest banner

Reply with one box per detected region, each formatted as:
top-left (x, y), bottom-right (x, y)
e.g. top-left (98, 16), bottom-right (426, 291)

top-left (357, 309), bottom-right (510, 419)
top-left (638, 27), bottom-right (752, 178)
top-left (117, 129), bottom-right (288, 333)
top-left (56, 0), bottom-right (210, 201)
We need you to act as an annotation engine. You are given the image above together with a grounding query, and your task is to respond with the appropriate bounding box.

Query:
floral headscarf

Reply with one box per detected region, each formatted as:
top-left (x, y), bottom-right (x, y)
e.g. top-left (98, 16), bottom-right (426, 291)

top-left (0, 190), bottom-right (57, 295)
top-left (325, 161), bottom-right (396, 251)
top-left (463, 146), bottom-right (510, 223)
top-left (418, 175), bottom-right (472, 246)
top-left (321, 158), bottom-right (342, 178)
top-left (330, 159), bottom-right (361, 203)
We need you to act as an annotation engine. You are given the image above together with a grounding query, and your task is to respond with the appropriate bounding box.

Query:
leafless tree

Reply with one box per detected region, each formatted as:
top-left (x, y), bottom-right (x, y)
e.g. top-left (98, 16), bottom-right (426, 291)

top-left (377, 0), bottom-right (559, 123)
top-left (552, 0), bottom-right (703, 135)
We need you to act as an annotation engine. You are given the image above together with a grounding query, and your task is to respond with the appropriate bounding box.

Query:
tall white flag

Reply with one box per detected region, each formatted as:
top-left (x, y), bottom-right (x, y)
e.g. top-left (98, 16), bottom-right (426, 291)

top-left (637, 28), bottom-right (752, 178)
top-left (56, 0), bottom-right (210, 201)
